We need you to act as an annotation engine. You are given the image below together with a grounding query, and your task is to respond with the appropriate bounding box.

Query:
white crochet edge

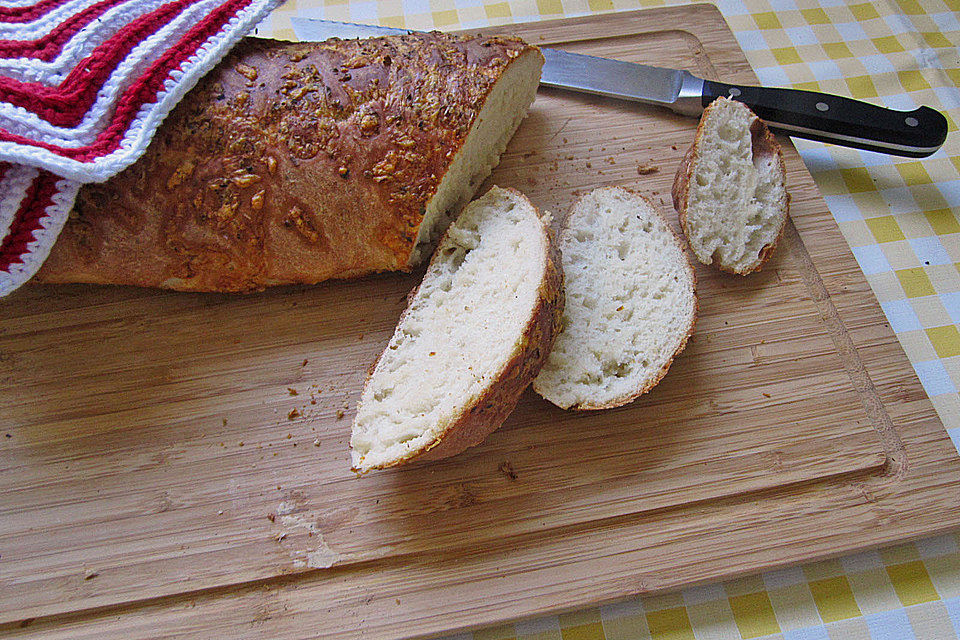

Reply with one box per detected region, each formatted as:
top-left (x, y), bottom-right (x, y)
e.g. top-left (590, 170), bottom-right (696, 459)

top-left (0, 0), bottom-right (175, 86)
top-left (0, 163), bottom-right (40, 246)
top-left (0, 0), bottom-right (106, 38)
top-left (0, 0), bottom-right (224, 142)
top-left (0, 175), bottom-right (79, 298)
top-left (0, 0), bottom-right (282, 182)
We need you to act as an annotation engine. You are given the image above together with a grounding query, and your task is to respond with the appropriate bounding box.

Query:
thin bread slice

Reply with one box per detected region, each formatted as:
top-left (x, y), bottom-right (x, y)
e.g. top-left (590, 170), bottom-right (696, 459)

top-left (672, 96), bottom-right (789, 275)
top-left (350, 186), bottom-right (563, 472)
top-left (533, 186), bottom-right (696, 411)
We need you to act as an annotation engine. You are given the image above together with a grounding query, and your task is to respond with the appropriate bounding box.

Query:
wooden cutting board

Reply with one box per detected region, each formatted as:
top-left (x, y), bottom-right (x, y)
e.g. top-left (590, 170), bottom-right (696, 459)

top-left (3, 5), bottom-right (960, 638)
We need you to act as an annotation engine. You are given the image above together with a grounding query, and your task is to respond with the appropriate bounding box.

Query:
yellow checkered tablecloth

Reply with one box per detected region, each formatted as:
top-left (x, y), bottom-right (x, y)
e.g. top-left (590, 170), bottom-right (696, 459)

top-left (255, 1), bottom-right (960, 638)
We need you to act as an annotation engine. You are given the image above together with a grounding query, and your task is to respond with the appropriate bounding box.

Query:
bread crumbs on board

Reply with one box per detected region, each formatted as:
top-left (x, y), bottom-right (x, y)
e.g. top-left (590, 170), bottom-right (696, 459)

top-left (637, 164), bottom-right (659, 175)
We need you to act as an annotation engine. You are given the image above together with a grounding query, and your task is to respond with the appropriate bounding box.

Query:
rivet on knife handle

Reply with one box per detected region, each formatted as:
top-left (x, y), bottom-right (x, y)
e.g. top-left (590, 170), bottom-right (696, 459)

top-left (701, 80), bottom-right (948, 158)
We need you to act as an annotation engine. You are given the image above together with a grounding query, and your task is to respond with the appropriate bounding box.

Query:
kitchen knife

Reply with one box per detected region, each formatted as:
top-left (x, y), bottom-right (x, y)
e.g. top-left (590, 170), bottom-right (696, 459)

top-left (288, 17), bottom-right (947, 158)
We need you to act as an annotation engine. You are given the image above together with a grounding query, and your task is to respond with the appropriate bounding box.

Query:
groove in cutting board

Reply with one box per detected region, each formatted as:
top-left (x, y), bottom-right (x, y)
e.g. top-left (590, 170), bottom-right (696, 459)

top-left (1, 5), bottom-right (959, 638)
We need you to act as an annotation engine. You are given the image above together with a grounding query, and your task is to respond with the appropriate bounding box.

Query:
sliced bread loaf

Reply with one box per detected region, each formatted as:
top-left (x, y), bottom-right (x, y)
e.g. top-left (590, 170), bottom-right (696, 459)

top-left (533, 186), bottom-right (696, 411)
top-left (350, 186), bottom-right (563, 472)
top-left (672, 96), bottom-right (789, 275)
top-left (37, 34), bottom-right (544, 292)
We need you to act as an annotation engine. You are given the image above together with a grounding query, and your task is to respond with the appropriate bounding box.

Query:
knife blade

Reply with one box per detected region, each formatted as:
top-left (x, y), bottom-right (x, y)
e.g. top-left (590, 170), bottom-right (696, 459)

top-left (288, 17), bottom-right (947, 158)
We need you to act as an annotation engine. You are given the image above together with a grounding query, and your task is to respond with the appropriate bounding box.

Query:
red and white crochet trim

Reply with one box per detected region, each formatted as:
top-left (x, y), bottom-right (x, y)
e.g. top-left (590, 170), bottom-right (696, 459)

top-left (0, 0), bottom-right (283, 297)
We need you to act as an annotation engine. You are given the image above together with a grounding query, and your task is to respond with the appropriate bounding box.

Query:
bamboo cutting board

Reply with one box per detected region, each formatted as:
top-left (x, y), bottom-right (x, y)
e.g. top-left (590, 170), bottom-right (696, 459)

top-left (3, 5), bottom-right (960, 638)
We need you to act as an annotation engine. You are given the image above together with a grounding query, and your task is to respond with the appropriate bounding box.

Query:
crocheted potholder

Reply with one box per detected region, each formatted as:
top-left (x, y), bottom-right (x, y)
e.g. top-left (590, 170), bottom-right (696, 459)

top-left (0, 0), bottom-right (283, 297)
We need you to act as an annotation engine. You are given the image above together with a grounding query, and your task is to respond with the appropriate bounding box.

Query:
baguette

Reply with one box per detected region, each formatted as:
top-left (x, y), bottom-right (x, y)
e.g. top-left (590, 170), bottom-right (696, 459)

top-left (350, 186), bottom-right (562, 471)
top-left (672, 96), bottom-right (789, 275)
top-left (36, 34), bottom-right (544, 292)
top-left (533, 186), bottom-right (696, 410)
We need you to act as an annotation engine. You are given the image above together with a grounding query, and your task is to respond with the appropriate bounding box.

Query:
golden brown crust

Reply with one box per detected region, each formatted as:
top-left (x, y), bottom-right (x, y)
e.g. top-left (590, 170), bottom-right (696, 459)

top-left (671, 143), bottom-right (695, 222)
top-left (353, 188), bottom-right (564, 471)
top-left (553, 186), bottom-right (697, 412)
top-left (672, 97), bottom-right (789, 276)
top-left (744, 118), bottom-right (790, 274)
top-left (36, 34), bottom-right (540, 292)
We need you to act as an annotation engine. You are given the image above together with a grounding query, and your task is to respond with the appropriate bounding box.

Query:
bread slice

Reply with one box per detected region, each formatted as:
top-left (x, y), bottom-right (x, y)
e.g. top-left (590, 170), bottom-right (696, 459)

top-left (36, 34), bottom-right (544, 292)
top-left (672, 97), bottom-right (789, 275)
top-left (533, 186), bottom-right (696, 411)
top-left (350, 186), bottom-right (563, 472)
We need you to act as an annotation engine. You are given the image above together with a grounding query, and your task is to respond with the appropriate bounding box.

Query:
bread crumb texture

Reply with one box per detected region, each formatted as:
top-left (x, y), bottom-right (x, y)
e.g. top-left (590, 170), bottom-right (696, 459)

top-left (674, 97), bottom-right (788, 274)
top-left (351, 186), bottom-right (554, 471)
top-left (534, 186), bottom-right (696, 410)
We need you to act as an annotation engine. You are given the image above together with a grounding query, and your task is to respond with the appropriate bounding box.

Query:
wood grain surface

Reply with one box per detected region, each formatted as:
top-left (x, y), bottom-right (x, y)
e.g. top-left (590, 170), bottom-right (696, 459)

top-left (2, 5), bottom-right (960, 638)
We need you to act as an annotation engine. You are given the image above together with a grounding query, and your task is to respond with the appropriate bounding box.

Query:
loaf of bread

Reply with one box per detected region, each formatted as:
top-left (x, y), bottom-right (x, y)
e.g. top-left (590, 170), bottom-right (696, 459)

top-left (672, 97), bottom-right (789, 275)
top-left (533, 186), bottom-right (696, 410)
top-left (350, 186), bottom-right (563, 471)
top-left (35, 34), bottom-right (544, 292)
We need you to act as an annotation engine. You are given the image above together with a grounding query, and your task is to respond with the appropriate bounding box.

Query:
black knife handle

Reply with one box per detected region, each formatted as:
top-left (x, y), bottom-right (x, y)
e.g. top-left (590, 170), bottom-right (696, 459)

top-left (702, 79), bottom-right (947, 158)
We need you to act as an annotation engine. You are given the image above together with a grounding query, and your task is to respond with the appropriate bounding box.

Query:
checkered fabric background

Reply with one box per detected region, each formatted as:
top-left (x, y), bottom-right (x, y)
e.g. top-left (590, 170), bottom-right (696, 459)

top-left (254, 1), bottom-right (960, 638)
